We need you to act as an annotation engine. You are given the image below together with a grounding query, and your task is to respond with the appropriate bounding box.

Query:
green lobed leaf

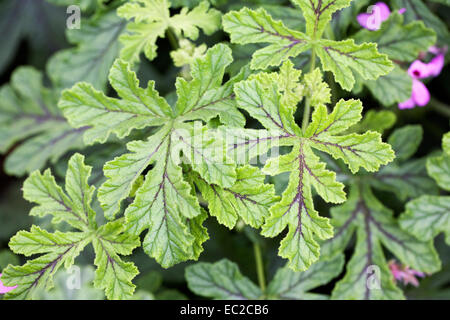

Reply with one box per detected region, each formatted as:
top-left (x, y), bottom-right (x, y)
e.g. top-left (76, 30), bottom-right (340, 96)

top-left (59, 59), bottom-right (173, 145)
top-left (315, 39), bottom-right (393, 91)
top-left (353, 13), bottom-right (436, 62)
top-left (306, 100), bottom-right (395, 174)
top-left (23, 154), bottom-right (94, 231)
top-left (362, 66), bottom-right (412, 107)
top-left (399, 132), bottom-right (450, 245)
top-left (325, 186), bottom-right (440, 300)
top-left (0, 67), bottom-right (85, 176)
top-left (3, 154), bottom-right (140, 300)
top-left (392, 0), bottom-right (450, 44)
top-left (186, 259), bottom-right (262, 299)
top-left (303, 68), bottom-right (330, 108)
top-left (349, 110), bottom-right (397, 134)
top-left (228, 68), bottom-right (393, 271)
top-left (123, 134), bottom-right (203, 268)
top-left (400, 196), bottom-right (450, 244)
top-left (175, 44), bottom-right (247, 127)
top-left (222, 4), bottom-right (393, 90)
top-left (371, 158), bottom-right (438, 201)
top-left (2, 226), bottom-right (89, 300)
top-left (267, 254), bottom-right (344, 299)
top-left (387, 125), bottom-right (423, 162)
top-left (48, 10), bottom-right (126, 90)
top-left (61, 44), bottom-right (248, 268)
top-left (191, 165), bottom-right (279, 229)
top-left (427, 132), bottom-right (450, 191)
top-left (292, 0), bottom-right (351, 39)
top-left (93, 220), bottom-right (140, 300)
top-left (117, 0), bottom-right (221, 63)
top-left (0, 0), bottom-right (66, 75)
top-left (223, 7), bottom-right (311, 70)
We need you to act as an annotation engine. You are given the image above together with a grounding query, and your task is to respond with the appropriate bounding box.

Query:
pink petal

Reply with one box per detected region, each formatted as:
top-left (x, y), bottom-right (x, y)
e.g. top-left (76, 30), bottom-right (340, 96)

top-left (427, 54), bottom-right (444, 77)
top-left (0, 273), bottom-right (17, 294)
top-left (428, 45), bottom-right (441, 55)
top-left (357, 2), bottom-right (391, 31)
top-left (408, 60), bottom-right (432, 79)
top-left (398, 8), bottom-right (406, 14)
top-left (403, 274), bottom-right (420, 287)
top-left (411, 270), bottom-right (425, 278)
top-left (412, 79), bottom-right (430, 107)
top-left (375, 2), bottom-right (391, 20)
top-left (357, 13), bottom-right (377, 30)
top-left (398, 97), bottom-right (416, 109)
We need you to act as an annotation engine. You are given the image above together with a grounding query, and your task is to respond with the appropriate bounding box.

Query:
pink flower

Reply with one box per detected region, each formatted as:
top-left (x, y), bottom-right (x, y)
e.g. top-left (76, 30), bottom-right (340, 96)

top-left (357, 2), bottom-right (407, 31)
top-left (399, 48), bottom-right (446, 109)
top-left (357, 2), bottom-right (391, 31)
top-left (427, 54), bottom-right (445, 77)
top-left (0, 273), bottom-right (16, 294)
top-left (408, 60), bottom-right (433, 79)
top-left (398, 79), bottom-right (430, 109)
top-left (388, 260), bottom-right (426, 287)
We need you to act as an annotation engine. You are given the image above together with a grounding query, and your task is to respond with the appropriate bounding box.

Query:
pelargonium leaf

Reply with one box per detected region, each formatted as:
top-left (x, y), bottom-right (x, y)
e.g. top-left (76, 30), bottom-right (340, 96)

top-left (222, 3), bottom-right (393, 90)
top-left (60, 44), bottom-right (248, 268)
top-left (306, 100), bottom-right (394, 174)
top-left (315, 39), bottom-right (393, 91)
top-left (349, 110), bottom-right (397, 134)
top-left (175, 44), bottom-right (247, 127)
top-left (117, 0), bottom-right (221, 63)
top-left (392, 0), bottom-right (450, 44)
top-left (371, 158), bottom-right (438, 201)
top-left (387, 125), bottom-right (423, 162)
top-left (292, 0), bottom-right (352, 39)
top-left (353, 13), bottom-right (436, 62)
top-left (362, 66), bottom-right (412, 107)
top-left (2, 226), bottom-right (89, 300)
top-left (186, 259), bottom-right (262, 300)
top-left (93, 220), bottom-right (140, 300)
top-left (400, 196), bottom-right (450, 244)
top-left (400, 132), bottom-right (450, 245)
top-left (187, 255), bottom-right (344, 300)
top-left (23, 154), bottom-right (95, 230)
top-left (123, 135), bottom-right (202, 268)
top-left (59, 59), bottom-right (172, 145)
top-left (426, 132), bottom-right (450, 191)
top-left (223, 7), bottom-right (311, 70)
top-left (324, 186), bottom-right (440, 300)
top-left (2, 154), bottom-right (140, 300)
top-left (227, 67), bottom-right (393, 271)
top-left (303, 68), bottom-right (330, 108)
top-left (267, 254), bottom-right (344, 300)
top-left (190, 165), bottom-right (279, 229)
top-left (0, 67), bottom-right (85, 176)
top-left (48, 10), bottom-right (126, 90)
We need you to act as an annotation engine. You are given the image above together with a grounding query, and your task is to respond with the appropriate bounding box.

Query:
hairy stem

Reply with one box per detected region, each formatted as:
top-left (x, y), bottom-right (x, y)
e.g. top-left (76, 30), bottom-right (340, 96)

top-left (302, 47), bottom-right (317, 133)
top-left (166, 27), bottom-right (179, 50)
top-left (253, 242), bottom-right (266, 294)
top-left (429, 97), bottom-right (450, 118)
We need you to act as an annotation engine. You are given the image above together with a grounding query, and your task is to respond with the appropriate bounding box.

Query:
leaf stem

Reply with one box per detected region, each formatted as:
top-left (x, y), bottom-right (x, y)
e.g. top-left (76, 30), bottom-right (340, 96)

top-left (166, 27), bottom-right (179, 50)
top-left (429, 97), bottom-right (450, 118)
top-left (253, 242), bottom-right (266, 294)
top-left (302, 47), bottom-right (316, 133)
